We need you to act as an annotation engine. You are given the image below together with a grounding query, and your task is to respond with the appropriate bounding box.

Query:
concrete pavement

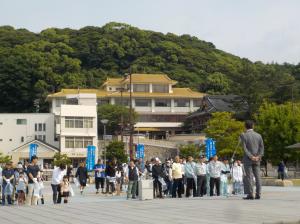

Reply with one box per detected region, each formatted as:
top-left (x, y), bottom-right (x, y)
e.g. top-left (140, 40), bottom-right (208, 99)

top-left (1, 183), bottom-right (300, 224)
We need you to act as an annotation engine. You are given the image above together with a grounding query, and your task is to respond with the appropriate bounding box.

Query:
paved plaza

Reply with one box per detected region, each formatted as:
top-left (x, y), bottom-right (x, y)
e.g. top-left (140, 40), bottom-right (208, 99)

top-left (1, 184), bottom-right (300, 224)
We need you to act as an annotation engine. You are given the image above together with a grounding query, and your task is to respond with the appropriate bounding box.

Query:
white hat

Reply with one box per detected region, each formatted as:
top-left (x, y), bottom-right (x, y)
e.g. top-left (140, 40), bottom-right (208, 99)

top-left (17, 164), bottom-right (23, 169)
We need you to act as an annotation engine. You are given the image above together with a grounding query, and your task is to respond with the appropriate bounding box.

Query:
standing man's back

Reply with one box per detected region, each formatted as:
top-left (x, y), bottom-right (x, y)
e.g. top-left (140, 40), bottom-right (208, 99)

top-left (240, 120), bottom-right (264, 200)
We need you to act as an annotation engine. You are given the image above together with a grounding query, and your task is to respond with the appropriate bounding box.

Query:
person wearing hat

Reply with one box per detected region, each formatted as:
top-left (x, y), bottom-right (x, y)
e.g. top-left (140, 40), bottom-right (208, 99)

top-left (2, 162), bottom-right (15, 205)
top-left (196, 156), bottom-right (207, 197)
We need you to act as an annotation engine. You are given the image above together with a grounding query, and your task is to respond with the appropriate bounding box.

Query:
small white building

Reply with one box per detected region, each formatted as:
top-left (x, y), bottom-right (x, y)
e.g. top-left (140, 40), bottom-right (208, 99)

top-left (0, 113), bottom-right (58, 155)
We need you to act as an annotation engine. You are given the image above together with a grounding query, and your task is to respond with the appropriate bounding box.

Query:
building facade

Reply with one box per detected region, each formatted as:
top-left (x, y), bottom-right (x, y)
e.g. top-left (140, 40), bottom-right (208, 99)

top-left (0, 113), bottom-right (59, 165)
top-left (48, 74), bottom-right (205, 139)
top-left (48, 93), bottom-right (98, 166)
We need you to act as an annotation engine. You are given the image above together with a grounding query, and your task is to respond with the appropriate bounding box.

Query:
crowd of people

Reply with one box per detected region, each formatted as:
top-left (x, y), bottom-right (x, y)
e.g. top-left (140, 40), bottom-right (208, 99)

top-left (89, 155), bottom-right (246, 200)
top-left (0, 155), bottom-right (45, 206)
top-left (0, 120), bottom-right (264, 205)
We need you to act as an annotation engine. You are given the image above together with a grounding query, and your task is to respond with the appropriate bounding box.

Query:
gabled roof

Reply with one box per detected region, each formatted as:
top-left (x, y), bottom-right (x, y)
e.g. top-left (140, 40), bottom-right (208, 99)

top-left (47, 88), bottom-right (205, 99)
top-left (187, 95), bottom-right (248, 118)
top-left (122, 74), bottom-right (177, 85)
top-left (102, 78), bottom-right (123, 86)
top-left (12, 139), bottom-right (59, 152)
top-left (206, 95), bottom-right (248, 112)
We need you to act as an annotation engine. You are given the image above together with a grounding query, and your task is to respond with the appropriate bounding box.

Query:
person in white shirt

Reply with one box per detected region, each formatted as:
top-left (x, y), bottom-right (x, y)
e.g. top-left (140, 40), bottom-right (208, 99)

top-left (172, 156), bottom-right (183, 198)
top-left (232, 160), bottom-right (244, 194)
top-left (220, 159), bottom-right (230, 196)
top-left (184, 156), bottom-right (197, 198)
top-left (196, 156), bottom-right (207, 197)
top-left (208, 155), bottom-right (222, 196)
top-left (51, 163), bottom-right (66, 204)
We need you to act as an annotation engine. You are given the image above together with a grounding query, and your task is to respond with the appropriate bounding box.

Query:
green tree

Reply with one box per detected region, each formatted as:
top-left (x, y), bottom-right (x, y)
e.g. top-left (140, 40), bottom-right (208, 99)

top-left (256, 102), bottom-right (300, 164)
top-left (201, 72), bottom-right (231, 94)
top-left (97, 104), bottom-right (138, 135)
top-left (179, 144), bottom-right (200, 159)
top-left (0, 152), bottom-right (11, 164)
top-left (104, 141), bottom-right (128, 163)
top-left (204, 112), bottom-right (245, 158)
top-left (53, 152), bottom-right (72, 167)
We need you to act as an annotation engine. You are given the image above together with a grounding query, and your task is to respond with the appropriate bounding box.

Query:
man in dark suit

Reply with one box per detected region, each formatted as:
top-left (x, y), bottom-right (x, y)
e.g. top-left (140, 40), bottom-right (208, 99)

top-left (240, 120), bottom-right (264, 200)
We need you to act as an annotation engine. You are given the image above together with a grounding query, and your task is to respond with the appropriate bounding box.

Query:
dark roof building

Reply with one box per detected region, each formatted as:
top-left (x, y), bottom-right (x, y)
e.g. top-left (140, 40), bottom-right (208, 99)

top-left (186, 95), bottom-right (249, 132)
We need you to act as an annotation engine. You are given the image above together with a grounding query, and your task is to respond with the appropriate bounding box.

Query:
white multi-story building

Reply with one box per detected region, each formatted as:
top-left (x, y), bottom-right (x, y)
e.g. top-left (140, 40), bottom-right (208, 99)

top-left (48, 93), bottom-right (98, 165)
top-left (0, 113), bottom-right (59, 165)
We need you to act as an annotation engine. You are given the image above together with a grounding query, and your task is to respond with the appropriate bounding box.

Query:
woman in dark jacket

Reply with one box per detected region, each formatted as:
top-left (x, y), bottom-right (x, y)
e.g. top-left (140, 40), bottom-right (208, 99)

top-left (75, 162), bottom-right (89, 194)
top-left (105, 161), bottom-right (116, 194)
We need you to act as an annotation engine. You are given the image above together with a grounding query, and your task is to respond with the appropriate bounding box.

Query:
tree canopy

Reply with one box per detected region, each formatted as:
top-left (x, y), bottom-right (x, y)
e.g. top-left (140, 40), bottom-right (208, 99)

top-left (104, 141), bottom-right (128, 163)
top-left (256, 102), bottom-right (300, 164)
top-left (97, 104), bottom-right (138, 135)
top-left (0, 22), bottom-right (299, 114)
top-left (204, 112), bottom-right (245, 159)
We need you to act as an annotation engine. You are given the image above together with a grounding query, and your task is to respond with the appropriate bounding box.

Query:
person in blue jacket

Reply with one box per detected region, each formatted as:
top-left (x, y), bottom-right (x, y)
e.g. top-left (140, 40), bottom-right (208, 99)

top-left (94, 159), bottom-right (106, 194)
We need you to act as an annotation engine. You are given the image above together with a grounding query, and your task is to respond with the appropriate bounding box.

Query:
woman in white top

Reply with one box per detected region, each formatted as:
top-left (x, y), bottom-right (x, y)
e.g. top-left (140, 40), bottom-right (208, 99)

top-left (231, 161), bottom-right (244, 194)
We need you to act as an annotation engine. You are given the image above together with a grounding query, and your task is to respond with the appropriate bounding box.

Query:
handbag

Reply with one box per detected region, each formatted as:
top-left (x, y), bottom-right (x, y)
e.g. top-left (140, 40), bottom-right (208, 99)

top-left (69, 185), bottom-right (75, 197)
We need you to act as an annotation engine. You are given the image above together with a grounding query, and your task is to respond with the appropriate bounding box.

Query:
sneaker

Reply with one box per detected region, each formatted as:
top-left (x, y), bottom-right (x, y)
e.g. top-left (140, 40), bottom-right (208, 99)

top-left (243, 195), bottom-right (254, 200)
top-left (255, 195), bottom-right (261, 200)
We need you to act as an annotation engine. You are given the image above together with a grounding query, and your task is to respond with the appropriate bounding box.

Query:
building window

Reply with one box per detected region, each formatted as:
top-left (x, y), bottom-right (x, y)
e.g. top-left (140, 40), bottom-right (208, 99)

top-left (152, 84), bottom-right (169, 93)
top-left (65, 137), bottom-right (93, 148)
top-left (21, 136), bottom-right (24, 142)
top-left (97, 99), bottom-right (109, 106)
top-left (0, 122), bottom-right (3, 125)
top-left (0, 139), bottom-right (3, 141)
top-left (133, 84), bottom-right (149, 92)
top-left (174, 99), bottom-right (190, 107)
top-left (135, 99), bottom-right (151, 107)
top-left (65, 117), bottom-right (93, 128)
top-left (35, 123), bottom-right (46, 131)
top-left (56, 99), bottom-right (66, 107)
top-left (155, 99), bottom-right (171, 107)
top-left (194, 99), bottom-right (202, 107)
top-left (65, 137), bottom-right (74, 148)
top-left (35, 135), bottom-right (45, 141)
top-left (84, 118), bottom-right (93, 128)
top-left (66, 98), bottom-right (78, 105)
top-left (9, 139), bottom-right (12, 141)
top-left (16, 119), bottom-right (27, 125)
top-left (114, 98), bottom-right (130, 106)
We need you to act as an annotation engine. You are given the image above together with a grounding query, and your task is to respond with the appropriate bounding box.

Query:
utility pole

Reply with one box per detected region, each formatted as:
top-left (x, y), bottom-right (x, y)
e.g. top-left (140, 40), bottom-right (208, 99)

top-left (120, 89), bottom-right (124, 142)
top-left (129, 67), bottom-right (134, 160)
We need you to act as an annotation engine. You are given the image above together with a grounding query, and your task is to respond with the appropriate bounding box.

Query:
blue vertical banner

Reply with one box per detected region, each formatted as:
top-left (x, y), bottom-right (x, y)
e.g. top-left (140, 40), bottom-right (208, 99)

top-left (136, 144), bottom-right (145, 171)
top-left (205, 138), bottom-right (216, 160)
top-left (29, 143), bottom-right (38, 161)
top-left (86, 145), bottom-right (96, 171)
top-left (136, 144), bottom-right (145, 159)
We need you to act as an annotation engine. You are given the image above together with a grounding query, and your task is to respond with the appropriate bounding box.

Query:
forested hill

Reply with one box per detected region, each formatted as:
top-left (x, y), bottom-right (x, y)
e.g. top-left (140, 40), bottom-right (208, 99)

top-left (0, 22), bottom-right (299, 114)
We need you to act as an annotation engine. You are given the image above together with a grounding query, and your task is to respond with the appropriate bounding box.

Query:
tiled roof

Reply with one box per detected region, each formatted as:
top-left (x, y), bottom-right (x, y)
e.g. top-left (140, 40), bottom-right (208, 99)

top-left (47, 88), bottom-right (205, 99)
top-left (122, 74), bottom-right (177, 84)
top-left (103, 74), bottom-right (178, 86)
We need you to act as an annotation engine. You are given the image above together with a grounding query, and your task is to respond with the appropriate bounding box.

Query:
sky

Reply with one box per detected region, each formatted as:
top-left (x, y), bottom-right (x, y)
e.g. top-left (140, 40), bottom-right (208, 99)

top-left (1, 0), bottom-right (300, 64)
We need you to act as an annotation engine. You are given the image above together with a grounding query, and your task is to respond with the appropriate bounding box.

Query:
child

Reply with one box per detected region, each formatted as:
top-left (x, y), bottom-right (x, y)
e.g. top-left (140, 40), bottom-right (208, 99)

top-left (60, 175), bottom-right (70, 203)
top-left (115, 168), bottom-right (122, 196)
top-left (38, 170), bottom-right (45, 204)
top-left (16, 172), bottom-right (27, 205)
